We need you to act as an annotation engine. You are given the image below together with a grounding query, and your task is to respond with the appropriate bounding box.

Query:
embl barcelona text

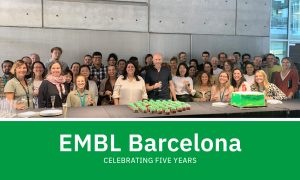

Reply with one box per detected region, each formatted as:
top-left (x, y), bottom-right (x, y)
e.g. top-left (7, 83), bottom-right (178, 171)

top-left (60, 133), bottom-right (241, 152)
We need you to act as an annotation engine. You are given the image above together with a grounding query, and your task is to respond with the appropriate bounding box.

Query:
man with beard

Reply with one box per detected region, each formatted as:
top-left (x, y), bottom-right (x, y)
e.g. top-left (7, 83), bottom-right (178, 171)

top-left (0, 60), bottom-right (14, 97)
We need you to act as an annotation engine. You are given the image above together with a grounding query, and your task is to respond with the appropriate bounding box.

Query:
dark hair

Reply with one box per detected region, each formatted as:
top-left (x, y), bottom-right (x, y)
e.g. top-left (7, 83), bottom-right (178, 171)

top-left (203, 62), bottom-right (213, 75)
top-left (107, 53), bottom-right (118, 62)
top-left (189, 59), bottom-right (199, 67)
top-left (64, 69), bottom-right (73, 82)
top-left (233, 52), bottom-right (241, 57)
top-left (117, 59), bottom-right (126, 65)
top-left (218, 52), bottom-right (227, 59)
top-left (48, 61), bottom-right (62, 73)
top-left (170, 56), bottom-right (178, 63)
top-left (178, 51), bottom-right (187, 57)
top-left (223, 60), bottom-right (233, 70)
top-left (122, 61), bottom-right (140, 81)
top-left (176, 62), bottom-right (189, 77)
top-left (266, 53), bottom-right (275, 59)
top-left (202, 51), bottom-right (210, 56)
top-left (196, 71), bottom-right (212, 86)
top-left (71, 62), bottom-right (81, 70)
top-left (79, 64), bottom-right (91, 73)
top-left (92, 51), bottom-right (102, 58)
top-left (32, 61), bottom-right (46, 79)
top-left (244, 62), bottom-right (255, 74)
top-left (128, 56), bottom-right (139, 67)
top-left (51, 47), bottom-right (63, 53)
top-left (144, 54), bottom-right (153, 64)
top-left (231, 68), bottom-right (246, 88)
top-left (1, 60), bottom-right (13, 68)
top-left (242, 53), bottom-right (251, 60)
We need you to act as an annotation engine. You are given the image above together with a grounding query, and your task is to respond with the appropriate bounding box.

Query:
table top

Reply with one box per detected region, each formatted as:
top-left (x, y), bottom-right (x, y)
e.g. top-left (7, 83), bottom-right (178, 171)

top-left (16, 99), bottom-right (300, 118)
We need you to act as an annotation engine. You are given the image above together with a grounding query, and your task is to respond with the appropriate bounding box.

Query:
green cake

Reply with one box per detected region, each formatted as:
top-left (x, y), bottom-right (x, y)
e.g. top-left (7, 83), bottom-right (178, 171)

top-left (230, 92), bottom-right (265, 108)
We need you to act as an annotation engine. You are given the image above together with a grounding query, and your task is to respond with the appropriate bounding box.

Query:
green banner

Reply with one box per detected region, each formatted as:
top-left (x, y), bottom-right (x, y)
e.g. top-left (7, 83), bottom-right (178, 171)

top-left (0, 121), bottom-right (299, 179)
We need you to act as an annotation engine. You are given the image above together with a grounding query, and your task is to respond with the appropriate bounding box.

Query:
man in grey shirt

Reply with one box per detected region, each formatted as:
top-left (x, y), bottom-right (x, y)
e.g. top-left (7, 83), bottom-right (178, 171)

top-left (45, 47), bottom-right (69, 72)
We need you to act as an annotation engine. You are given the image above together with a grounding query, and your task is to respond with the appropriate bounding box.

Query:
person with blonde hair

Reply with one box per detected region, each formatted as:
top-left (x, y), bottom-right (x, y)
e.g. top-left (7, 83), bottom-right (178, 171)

top-left (211, 71), bottom-right (234, 102)
top-left (4, 60), bottom-right (33, 109)
top-left (193, 71), bottom-right (212, 102)
top-left (66, 75), bottom-right (95, 107)
top-left (251, 70), bottom-right (287, 100)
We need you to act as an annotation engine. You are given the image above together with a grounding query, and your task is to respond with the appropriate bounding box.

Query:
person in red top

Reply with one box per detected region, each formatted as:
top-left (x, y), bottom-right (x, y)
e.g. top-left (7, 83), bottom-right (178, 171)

top-left (273, 57), bottom-right (299, 99)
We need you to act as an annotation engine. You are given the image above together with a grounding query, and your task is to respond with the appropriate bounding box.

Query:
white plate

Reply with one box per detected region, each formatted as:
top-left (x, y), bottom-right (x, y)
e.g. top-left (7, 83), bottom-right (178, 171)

top-left (212, 102), bottom-right (229, 107)
top-left (39, 109), bottom-right (63, 117)
top-left (17, 111), bottom-right (39, 118)
top-left (267, 99), bottom-right (283, 105)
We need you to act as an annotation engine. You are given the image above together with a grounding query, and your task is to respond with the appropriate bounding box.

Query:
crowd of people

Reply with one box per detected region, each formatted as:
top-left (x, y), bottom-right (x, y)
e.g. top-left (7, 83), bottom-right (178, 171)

top-left (0, 47), bottom-right (299, 110)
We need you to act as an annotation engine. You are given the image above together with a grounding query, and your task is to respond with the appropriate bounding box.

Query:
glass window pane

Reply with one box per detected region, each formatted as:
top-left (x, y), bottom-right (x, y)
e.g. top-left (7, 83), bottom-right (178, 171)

top-left (271, 0), bottom-right (289, 39)
top-left (270, 41), bottom-right (287, 59)
top-left (290, 0), bottom-right (300, 40)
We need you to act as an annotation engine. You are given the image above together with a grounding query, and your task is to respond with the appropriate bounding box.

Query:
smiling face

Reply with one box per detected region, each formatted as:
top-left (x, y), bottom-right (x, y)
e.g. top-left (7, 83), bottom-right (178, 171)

top-left (64, 73), bottom-right (72, 83)
top-left (15, 64), bottom-right (28, 79)
top-left (189, 66), bottom-right (196, 77)
top-left (219, 72), bottom-right (229, 84)
top-left (233, 69), bottom-right (242, 82)
top-left (178, 65), bottom-right (187, 77)
top-left (80, 67), bottom-right (90, 79)
top-left (246, 63), bottom-right (254, 75)
top-left (281, 58), bottom-right (291, 70)
top-left (50, 63), bottom-right (62, 77)
top-left (76, 76), bottom-right (86, 90)
top-left (201, 73), bottom-right (209, 85)
top-left (170, 60), bottom-right (177, 70)
top-left (204, 64), bottom-right (212, 74)
top-left (126, 63), bottom-right (135, 76)
top-left (2, 62), bottom-right (13, 75)
top-left (71, 64), bottom-right (80, 75)
top-left (224, 62), bottom-right (231, 72)
top-left (51, 49), bottom-right (62, 61)
top-left (83, 56), bottom-right (92, 65)
top-left (107, 66), bottom-right (116, 77)
top-left (108, 57), bottom-right (116, 66)
top-left (153, 54), bottom-right (163, 66)
top-left (255, 71), bottom-right (266, 85)
top-left (33, 63), bottom-right (44, 77)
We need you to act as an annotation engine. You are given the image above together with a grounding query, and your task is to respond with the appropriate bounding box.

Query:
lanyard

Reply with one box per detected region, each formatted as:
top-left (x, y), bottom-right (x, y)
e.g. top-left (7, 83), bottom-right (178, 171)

top-left (220, 88), bottom-right (226, 102)
top-left (3, 75), bottom-right (8, 85)
top-left (77, 90), bottom-right (86, 107)
top-left (16, 78), bottom-right (30, 107)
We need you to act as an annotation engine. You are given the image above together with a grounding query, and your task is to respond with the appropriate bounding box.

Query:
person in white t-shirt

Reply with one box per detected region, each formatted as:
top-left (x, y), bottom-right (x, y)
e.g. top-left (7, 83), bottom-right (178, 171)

top-left (172, 62), bottom-right (195, 102)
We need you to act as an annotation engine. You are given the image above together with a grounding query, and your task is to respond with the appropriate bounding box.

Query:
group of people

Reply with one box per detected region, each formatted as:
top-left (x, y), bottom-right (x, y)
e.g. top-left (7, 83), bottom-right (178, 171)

top-left (0, 47), bottom-right (298, 110)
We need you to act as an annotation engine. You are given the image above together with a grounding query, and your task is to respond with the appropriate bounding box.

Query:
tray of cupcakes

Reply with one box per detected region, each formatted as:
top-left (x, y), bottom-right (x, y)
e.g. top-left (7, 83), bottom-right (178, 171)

top-left (128, 100), bottom-right (191, 115)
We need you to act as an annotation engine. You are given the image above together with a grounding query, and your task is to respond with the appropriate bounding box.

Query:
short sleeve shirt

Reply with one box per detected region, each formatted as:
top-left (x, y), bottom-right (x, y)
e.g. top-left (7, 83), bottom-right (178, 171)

top-left (145, 66), bottom-right (172, 100)
top-left (4, 78), bottom-right (34, 108)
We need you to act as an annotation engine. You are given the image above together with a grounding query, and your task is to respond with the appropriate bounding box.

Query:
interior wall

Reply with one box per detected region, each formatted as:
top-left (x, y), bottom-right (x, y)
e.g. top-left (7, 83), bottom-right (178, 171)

top-left (0, 0), bottom-right (271, 73)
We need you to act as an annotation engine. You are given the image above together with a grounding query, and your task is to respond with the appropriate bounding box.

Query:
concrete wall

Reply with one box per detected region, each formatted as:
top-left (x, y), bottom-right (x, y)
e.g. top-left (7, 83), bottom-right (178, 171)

top-left (0, 0), bottom-right (271, 73)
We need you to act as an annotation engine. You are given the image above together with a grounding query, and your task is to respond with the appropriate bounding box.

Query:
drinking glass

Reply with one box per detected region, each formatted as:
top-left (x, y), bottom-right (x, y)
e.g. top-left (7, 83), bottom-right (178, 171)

top-left (51, 95), bottom-right (55, 109)
top-left (62, 103), bottom-right (67, 118)
top-left (158, 81), bottom-right (162, 92)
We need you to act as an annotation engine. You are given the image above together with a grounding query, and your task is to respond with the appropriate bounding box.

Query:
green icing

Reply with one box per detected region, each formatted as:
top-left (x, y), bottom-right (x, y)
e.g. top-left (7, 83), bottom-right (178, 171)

top-left (231, 92), bottom-right (265, 107)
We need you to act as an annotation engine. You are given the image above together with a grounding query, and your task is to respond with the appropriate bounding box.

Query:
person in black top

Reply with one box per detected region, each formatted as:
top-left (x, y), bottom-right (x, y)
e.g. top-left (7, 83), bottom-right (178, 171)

top-left (38, 61), bottom-right (68, 108)
top-left (145, 53), bottom-right (177, 100)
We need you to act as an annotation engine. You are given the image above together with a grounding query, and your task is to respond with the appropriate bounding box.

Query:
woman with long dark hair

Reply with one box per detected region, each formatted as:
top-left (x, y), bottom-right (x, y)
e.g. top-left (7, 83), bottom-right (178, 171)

top-left (113, 61), bottom-right (148, 105)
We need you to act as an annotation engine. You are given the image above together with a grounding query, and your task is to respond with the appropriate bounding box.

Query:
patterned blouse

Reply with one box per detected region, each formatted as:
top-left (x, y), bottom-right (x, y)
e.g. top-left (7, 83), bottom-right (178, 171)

top-left (250, 83), bottom-right (287, 101)
top-left (193, 87), bottom-right (211, 102)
